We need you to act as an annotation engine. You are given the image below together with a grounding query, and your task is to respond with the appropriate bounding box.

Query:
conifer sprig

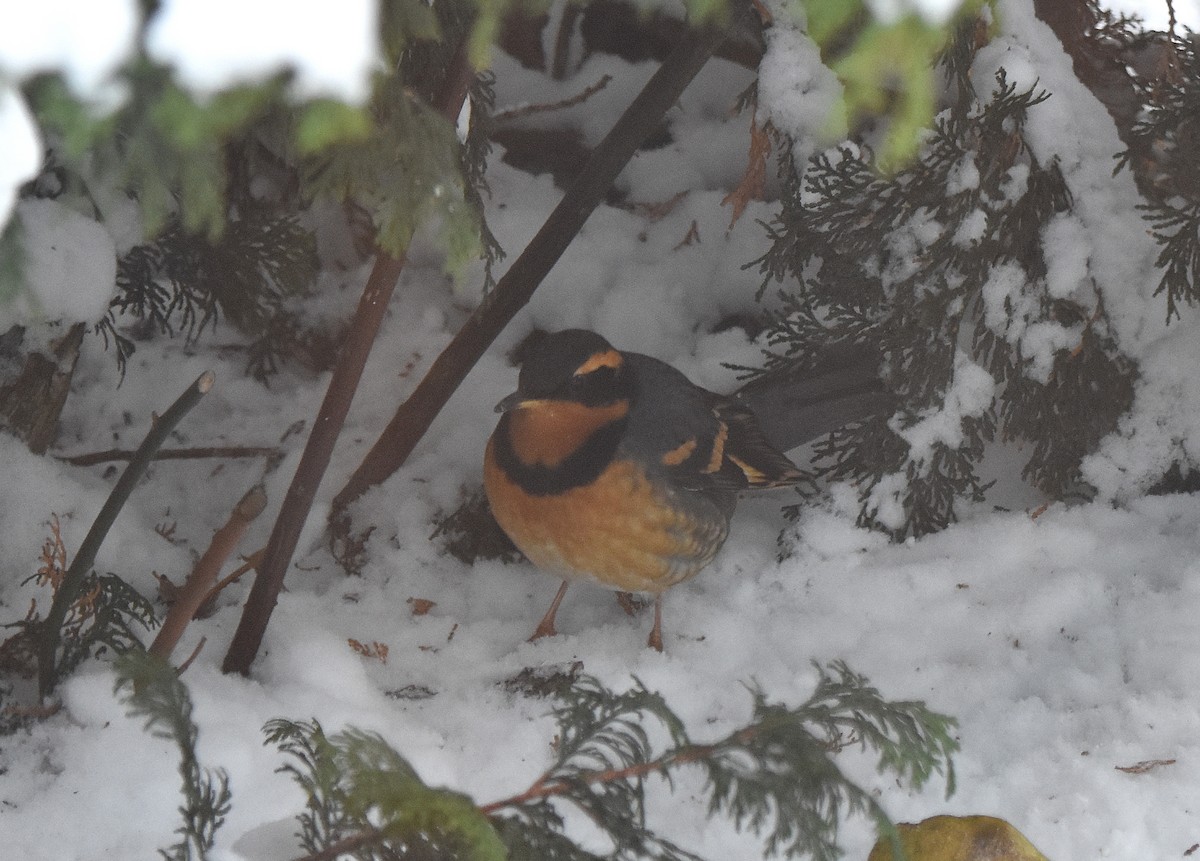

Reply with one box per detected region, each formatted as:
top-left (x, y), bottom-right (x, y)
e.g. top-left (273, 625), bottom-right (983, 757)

top-left (265, 667), bottom-right (955, 861)
top-left (1117, 28), bottom-right (1200, 318)
top-left (115, 651), bottom-right (232, 861)
top-left (265, 718), bottom-right (507, 861)
top-left (753, 14), bottom-right (1137, 536)
top-left (486, 664), bottom-right (956, 861)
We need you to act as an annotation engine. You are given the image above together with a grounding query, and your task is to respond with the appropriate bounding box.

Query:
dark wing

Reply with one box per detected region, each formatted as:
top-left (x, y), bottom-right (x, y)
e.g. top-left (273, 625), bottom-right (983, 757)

top-left (708, 397), bottom-right (809, 489)
top-left (622, 353), bottom-right (807, 494)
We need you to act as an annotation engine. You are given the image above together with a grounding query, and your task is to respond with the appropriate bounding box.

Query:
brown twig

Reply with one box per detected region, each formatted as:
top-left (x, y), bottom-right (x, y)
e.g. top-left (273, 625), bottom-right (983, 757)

top-left (220, 43), bottom-right (476, 677)
top-left (202, 547), bottom-right (266, 607)
top-left (58, 446), bottom-right (280, 467)
top-left (289, 830), bottom-right (386, 861)
top-left (332, 15), bottom-right (743, 514)
top-left (493, 74), bottom-right (613, 122)
top-left (477, 739), bottom-right (726, 815)
top-left (176, 637), bottom-right (207, 675)
top-left (150, 486), bottom-right (267, 662)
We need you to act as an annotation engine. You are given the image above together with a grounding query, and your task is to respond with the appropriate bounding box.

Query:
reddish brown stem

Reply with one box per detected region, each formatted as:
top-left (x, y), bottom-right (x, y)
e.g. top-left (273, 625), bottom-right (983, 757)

top-left (150, 486), bottom-right (267, 662)
top-left (220, 252), bottom-right (408, 675)
top-left (332, 18), bottom-right (734, 514)
top-left (220, 45), bottom-right (474, 676)
top-left (288, 830), bottom-right (385, 861)
top-left (478, 740), bottom-right (724, 815)
top-left (202, 547), bottom-right (265, 606)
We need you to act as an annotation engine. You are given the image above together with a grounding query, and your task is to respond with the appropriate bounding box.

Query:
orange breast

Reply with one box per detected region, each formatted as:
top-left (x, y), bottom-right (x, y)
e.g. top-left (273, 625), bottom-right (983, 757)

top-left (484, 436), bottom-right (728, 593)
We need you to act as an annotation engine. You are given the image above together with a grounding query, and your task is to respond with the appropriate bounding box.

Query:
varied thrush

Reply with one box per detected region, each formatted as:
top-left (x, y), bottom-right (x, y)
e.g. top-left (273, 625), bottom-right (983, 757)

top-left (484, 329), bottom-right (812, 651)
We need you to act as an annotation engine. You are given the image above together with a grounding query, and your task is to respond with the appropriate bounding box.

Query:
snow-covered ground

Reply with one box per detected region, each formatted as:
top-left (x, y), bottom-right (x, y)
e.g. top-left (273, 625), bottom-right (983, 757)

top-left (2, 1), bottom-right (1200, 859)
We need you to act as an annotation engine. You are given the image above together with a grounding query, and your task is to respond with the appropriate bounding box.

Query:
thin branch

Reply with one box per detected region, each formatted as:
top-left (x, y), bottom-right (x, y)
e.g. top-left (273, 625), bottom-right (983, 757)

top-left (176, 636), bottom-right (207, 675)
top-left (332, 12), bottom-right (751, 513)
top-left (202, 546), bottom-right (265, 607)
top-left (149, 486), bottom-right (267, 662)
top-left (288, 829), bottom-right (387, 861)
top-left (220, 42), bottom-right (476, 677)
top-left (38, 370), bottom-right (215, 700)
top-left (493, 74), bottom-right (613, 122)
top-left (478, 737), bottom-right (731, 815)
top-left (57, 445), bottom-right (280, 467)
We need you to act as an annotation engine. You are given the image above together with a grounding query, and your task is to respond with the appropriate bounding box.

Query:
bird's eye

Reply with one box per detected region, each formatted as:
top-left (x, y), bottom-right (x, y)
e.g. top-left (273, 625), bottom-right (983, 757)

top-left (565, 366), bottom-right (616, 403)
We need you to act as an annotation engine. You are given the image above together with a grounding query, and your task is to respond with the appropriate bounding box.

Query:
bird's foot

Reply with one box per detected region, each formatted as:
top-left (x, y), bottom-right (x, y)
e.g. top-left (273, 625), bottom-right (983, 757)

top-left (646, 593), bottom-right (664, 652)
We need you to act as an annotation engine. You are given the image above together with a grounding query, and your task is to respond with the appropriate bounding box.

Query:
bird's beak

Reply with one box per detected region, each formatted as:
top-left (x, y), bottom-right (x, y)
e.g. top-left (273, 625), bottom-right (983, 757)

top-left (494, 391), bottom-right (526, 413)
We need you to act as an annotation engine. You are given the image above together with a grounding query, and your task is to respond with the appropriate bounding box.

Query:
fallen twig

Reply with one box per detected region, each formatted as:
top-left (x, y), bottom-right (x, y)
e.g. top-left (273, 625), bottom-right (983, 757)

top-left (57, 445), bottom-right (280, 467)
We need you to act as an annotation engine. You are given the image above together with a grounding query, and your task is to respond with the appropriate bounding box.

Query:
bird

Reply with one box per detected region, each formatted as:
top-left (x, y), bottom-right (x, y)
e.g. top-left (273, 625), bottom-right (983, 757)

top-left (483, 328), bottom-right (882, 652)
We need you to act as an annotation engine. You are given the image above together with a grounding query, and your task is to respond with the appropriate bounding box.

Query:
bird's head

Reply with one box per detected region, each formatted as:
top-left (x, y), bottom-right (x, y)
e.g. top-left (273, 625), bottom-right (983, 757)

top-left (496, 329), bottom-right (632, 413)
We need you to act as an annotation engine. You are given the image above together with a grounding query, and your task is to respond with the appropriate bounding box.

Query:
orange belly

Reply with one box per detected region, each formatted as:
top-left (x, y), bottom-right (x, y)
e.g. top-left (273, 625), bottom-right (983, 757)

top-left (484, 436), bottom-right (727, 593)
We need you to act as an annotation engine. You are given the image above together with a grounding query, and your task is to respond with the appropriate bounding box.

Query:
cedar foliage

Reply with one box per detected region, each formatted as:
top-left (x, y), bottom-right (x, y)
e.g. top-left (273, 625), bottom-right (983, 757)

top-left (115, 652), bottom-right (232, 861)
top-left (0, 515), bottom-right (156, 712)
top-left (752, 11), bottom-right (1142, 538)
top-left (264, 665), bottom-right (955, 860)
top-left (1113, 17), bottom-right (1200, 321)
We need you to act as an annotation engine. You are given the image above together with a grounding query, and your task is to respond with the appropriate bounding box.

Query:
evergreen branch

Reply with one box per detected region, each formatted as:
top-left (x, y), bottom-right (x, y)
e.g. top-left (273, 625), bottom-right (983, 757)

top-left (265, 719), bottom-right (506, 861)
top-left (264, 719), bottom-right (352, 853)
top-left (485, 668), bottom-right (956, 860)
top-left (115, 651), bottom-right (232, 861)
top-left (264, 667), bottom-right (953, 861)
top-left (38, 370), bottom-right (215, 699)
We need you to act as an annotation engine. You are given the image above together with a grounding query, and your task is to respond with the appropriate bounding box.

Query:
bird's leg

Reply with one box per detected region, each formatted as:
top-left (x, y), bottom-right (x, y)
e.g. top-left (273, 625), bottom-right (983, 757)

top-left (529, 580), bottom-right (569, 641)
top-left (647, 593), bottom-right (664, 652)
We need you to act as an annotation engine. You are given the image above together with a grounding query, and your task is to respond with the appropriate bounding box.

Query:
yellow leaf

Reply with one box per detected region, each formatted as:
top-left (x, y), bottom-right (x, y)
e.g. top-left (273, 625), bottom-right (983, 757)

top-left (868, 815), bottom-right (1051, 861)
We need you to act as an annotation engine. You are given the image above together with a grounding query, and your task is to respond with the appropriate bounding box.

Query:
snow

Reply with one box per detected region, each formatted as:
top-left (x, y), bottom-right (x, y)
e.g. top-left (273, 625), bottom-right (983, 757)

top-left (145, 0), bottom-right (378, 102)
top-left (2, 199), bottom-right (118, 332)
top-left (757, 12), bottom-right (845, 168)
top-left (893, 352), bottom-right (995, 465)
top-left (3, 3), bottom-right (1200, 861)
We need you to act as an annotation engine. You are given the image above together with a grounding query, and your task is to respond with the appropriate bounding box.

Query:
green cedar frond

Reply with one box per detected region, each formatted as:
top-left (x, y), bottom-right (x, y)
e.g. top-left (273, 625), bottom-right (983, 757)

top-left (266, 667), bottom-right (954, 861)
top-left (265, 718), bottom-right (506, 860)
top-left (489, 668), bottom-right (956, 860)
top-left (114, 651), bottom-right (232, 861)
top-left (264, 719), bottom-right (352, 853)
